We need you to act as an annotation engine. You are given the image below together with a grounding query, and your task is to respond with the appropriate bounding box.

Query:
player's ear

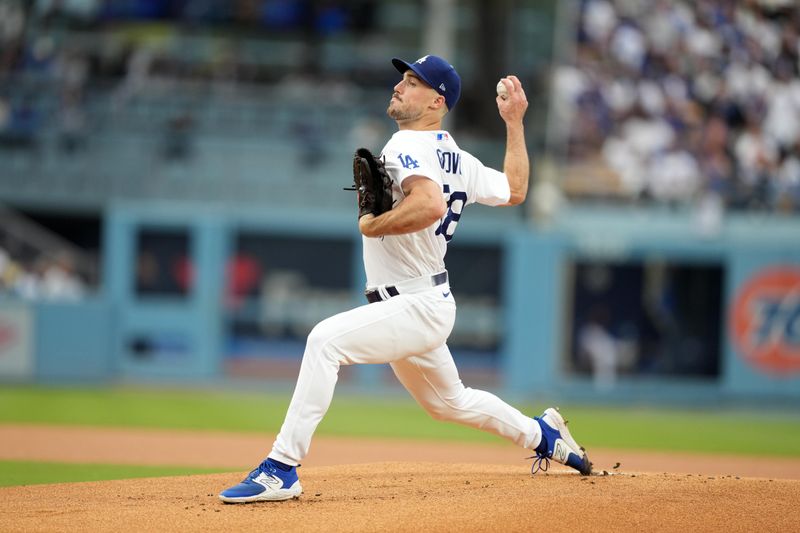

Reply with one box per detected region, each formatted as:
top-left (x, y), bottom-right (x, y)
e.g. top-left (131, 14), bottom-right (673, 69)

top-left (431, 94), bottom-right (446, 111)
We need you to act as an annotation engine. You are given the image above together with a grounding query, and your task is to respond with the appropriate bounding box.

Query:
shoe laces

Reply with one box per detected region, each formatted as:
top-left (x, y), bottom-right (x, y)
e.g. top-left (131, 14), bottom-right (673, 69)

top-left (528, 415), bottom-right (551, 475)
top-left (247, 460), bottom-right (277, 481)
top-left (527, 452), bottom-right (550, 475)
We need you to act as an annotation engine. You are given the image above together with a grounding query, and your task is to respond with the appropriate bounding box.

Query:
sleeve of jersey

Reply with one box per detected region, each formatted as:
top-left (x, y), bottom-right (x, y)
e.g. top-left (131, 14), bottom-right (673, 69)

top-left (462, 151), bottom-right (511, 206)
top-left (382, 138), bottom-right (443, 189)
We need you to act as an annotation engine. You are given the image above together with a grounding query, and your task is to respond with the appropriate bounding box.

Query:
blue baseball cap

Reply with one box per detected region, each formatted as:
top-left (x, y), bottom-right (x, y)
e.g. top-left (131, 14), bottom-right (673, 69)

top-left (392, 55), bottom-right (461, 111)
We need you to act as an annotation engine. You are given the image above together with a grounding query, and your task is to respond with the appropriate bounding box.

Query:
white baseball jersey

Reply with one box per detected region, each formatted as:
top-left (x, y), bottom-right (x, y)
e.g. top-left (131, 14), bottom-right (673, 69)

top-left (363, 130), bottom-right (511, 287)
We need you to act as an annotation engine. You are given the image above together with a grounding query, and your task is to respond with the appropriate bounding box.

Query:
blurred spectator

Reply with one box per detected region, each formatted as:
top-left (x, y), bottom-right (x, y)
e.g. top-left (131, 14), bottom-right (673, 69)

top-left (58, 89), bottom-right (87, 152)
top-left (0, 249), bottom-right (86, 301)
top-left (733, 116), bottom-right (777, 208)
top-left (54, 48), bottom-right (90, 153)
top-left (162, 111), bottom-right (195, 161)
top-left (577, 305), bottom-right (620, 391)
top-left (225, 253), bottom-right (262, 310)
top-left (112, 47), bottom-right (154, 108)
top-left (0, 0), bottom-right (25, 64)
top-left (292, 119), bottom-right (327, 168)
top-left (22, 35), bottom-right (57, 75)
top-left (135, 248), bottom-right (191, 297)
top-left (556, 0), bottom-right (800, 212)
top-left (39, 251), bottom-right (85, 300)
top-left (0, 94), bottom-right (40, 149)
top-left (699, 114), bottom-right (733, 196)
top-left (763, 58), bottom-right (800, 151)
top-left (775, 147), bottom-right (800, 211)
top-left (13, 258), bottom-right (42, 300)
top-left (647, 144), bottom-right (701, 203)
top-left (0, 244), bottom-right (10, 291)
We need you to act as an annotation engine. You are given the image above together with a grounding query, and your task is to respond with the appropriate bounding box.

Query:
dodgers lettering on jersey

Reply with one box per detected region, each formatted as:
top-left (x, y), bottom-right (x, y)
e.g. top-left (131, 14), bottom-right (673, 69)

top-left (362, 130), bottom-right (511, 287)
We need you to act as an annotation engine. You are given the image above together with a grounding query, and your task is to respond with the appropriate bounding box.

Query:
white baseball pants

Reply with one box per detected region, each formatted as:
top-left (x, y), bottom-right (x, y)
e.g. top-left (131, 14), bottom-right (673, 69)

top-left (269, 285), bottom-right (541, 466)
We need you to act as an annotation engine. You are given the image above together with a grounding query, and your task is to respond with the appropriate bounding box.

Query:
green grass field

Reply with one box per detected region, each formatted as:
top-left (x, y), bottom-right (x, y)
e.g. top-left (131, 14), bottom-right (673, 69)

top-left (0, 461), bottom-right (227, 488)
top-left (1, 385), bottom-right (799, 486)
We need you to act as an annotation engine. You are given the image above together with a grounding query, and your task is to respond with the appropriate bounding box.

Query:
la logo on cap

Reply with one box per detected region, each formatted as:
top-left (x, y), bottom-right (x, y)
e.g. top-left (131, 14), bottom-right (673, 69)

top-left (416, 55), bottom-right (429, 64)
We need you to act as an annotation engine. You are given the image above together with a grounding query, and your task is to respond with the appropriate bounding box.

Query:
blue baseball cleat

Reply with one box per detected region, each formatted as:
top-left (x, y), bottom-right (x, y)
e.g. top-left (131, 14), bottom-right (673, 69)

top-left (531, 407), bottom-right (592, 475)
top-left (219, 459), bottom-right (302, 503)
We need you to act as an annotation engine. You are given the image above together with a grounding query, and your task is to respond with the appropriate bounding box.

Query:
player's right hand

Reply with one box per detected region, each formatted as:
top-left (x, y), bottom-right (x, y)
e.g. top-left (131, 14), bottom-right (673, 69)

top-left (496, 75), bottom-right (528, 125)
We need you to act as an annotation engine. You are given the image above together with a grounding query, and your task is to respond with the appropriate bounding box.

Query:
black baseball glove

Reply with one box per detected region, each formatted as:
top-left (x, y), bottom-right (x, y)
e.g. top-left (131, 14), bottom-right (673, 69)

top-left (345, 148), bottom-right (393, 218)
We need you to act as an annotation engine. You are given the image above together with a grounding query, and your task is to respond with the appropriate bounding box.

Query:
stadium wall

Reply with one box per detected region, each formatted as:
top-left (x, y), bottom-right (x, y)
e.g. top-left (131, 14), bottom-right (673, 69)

top-left (0, 203), bottom-right (798, 404)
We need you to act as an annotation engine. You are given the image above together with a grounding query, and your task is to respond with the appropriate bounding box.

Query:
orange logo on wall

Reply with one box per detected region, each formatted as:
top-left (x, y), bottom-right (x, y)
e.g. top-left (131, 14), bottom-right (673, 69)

top-left (730, 267), bottom-right (800, 374)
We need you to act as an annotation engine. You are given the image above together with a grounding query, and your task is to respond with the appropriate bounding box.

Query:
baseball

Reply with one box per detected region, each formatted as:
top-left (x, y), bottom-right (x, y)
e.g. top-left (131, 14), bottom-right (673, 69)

top-left (496, 80), bottom-right (509, 100)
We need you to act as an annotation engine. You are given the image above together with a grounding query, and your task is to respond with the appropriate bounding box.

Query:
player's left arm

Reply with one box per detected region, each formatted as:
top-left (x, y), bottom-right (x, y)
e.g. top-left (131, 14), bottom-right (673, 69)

top-left (496, 75), bottom-right (529, 206)
top-left (359, 176), bottom-right (445, 237)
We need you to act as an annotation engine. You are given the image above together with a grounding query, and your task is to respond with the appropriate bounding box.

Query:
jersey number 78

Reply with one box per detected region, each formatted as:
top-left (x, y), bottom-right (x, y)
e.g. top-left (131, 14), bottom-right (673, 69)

top-left (435, 184), bottom-right (467, 242)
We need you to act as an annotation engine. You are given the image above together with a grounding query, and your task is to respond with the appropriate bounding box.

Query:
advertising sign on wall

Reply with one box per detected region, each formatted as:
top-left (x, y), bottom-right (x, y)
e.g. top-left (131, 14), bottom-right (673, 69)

top-left (730, 267), bottom-right (800, 376)
top-left (0, 303), bottom-right (34, 379)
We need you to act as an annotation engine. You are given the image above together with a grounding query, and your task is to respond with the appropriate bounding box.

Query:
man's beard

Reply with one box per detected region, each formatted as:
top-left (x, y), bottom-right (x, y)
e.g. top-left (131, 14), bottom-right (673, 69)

top-left (387, 101), bottom-right (420, 121)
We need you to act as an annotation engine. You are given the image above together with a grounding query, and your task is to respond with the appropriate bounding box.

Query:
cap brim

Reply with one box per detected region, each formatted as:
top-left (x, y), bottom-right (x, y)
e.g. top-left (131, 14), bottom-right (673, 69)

top-left (391, 57), bottom-right (436, 92)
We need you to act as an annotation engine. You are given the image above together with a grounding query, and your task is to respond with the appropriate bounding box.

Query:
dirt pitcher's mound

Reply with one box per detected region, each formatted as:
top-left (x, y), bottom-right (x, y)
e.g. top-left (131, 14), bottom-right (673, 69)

top-left (4, 425), bottom-right (800, 480)
top-left (3, 463), bottom-right (799, 532)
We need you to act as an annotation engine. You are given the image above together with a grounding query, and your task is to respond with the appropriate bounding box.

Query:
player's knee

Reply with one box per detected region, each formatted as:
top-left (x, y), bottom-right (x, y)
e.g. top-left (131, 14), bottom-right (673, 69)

top-left (305, 322), bottom-right (341, 363)
top-left (305, 324), bottom-right (332, 357)
top-left (424, 399), bottom-right (456, 421)
top-left (423, 390), bottom-right (469, 421)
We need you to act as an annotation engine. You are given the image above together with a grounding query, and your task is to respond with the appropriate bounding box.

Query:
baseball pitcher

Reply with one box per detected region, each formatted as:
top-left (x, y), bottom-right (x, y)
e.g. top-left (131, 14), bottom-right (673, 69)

top-left (220, 54), bottom-right (591, 503)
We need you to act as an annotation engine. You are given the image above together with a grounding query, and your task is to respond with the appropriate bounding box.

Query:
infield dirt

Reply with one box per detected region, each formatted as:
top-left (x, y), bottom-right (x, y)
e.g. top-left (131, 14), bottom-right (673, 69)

top-left (2, 425), bottom-right (799, 532)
